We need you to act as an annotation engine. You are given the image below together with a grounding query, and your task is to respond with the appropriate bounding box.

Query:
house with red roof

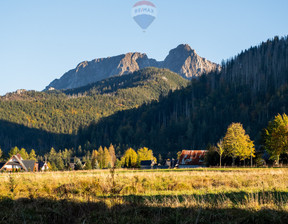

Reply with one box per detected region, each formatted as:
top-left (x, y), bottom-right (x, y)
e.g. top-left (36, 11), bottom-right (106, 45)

top-left (177, 150), bottom-right (207, 168)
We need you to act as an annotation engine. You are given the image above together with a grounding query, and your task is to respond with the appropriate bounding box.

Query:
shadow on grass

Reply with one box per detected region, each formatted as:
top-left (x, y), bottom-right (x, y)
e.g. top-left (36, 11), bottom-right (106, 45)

top-left (119, 190), bottom-right (288, 205)
top-left (0, 192), bottom-right (288, 224)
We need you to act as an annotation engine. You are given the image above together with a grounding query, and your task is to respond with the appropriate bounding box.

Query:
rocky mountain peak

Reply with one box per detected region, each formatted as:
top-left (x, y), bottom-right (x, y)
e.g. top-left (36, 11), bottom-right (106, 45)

top-left (45, 45), bottom-right (220, 90)
top-left (163, 44), bottom-right (220, 78)
top-left (173, 44), bottom-right (195, 54)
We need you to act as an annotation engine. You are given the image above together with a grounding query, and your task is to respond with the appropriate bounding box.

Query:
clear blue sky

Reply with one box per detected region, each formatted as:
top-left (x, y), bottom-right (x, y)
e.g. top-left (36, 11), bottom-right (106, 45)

top-left (0, 0), bottom-right (287, 95)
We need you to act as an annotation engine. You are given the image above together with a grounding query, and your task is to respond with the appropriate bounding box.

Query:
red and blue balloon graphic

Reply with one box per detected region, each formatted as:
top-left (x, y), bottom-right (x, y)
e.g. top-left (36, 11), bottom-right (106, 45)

top-left (132, 1), bottom-right (157, 31)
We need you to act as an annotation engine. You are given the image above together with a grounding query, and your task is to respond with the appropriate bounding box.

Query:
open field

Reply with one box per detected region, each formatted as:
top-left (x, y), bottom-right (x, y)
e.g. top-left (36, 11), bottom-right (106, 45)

top-left (0, 168), bottom-right (288, 223)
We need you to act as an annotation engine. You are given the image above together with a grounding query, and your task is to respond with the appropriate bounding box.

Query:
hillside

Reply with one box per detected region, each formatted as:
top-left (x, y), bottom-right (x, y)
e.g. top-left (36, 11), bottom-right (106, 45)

top-left (46, 44), bottom-right (220, 90)
top-left (0, 68), bottom-right (188, 152)
top-left (78, 36), bottom-right (288, 155)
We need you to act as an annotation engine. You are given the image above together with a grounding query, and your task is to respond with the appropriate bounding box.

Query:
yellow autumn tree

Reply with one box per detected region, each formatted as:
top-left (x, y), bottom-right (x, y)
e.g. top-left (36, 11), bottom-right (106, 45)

top-left (91, 150), bottom-right (99, 169)
top-left (216, 139), bottom-right (225, 168)
top-left (98, 146), bottom-right (104, 169)
top-left (19, 148), bottom-right (29, 160)
top-left (223, 123), bottom-right (255, 166)
top-left (121, 148), bottom-right (138, 168)
top-left (264, 113), bottom-right (288, 165)
top-left (104, 147), bottom-right (112, 168)
top-left (108, 144), bottom-right (117, 167)
top-left (29, 149), bottom-right (37, 161)
top-left (137, 147), bottom-right (157, 165)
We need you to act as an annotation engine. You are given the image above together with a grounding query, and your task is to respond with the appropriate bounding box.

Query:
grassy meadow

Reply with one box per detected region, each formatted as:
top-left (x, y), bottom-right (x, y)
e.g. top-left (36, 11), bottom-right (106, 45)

top-left (0, 168), bottom-right (288, 223)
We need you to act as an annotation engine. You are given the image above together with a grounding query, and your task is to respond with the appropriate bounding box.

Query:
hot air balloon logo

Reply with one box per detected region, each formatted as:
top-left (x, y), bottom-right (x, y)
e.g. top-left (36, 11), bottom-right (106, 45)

top-left (132, 1), bottom-right (157, 31)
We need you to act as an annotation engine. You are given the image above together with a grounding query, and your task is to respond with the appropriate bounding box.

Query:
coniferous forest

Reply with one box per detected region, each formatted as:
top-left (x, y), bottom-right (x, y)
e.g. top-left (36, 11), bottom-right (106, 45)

top-left (0, 68), bottom-right (188, 153)
top-left (1, 36), bottom-right (288, 158)
top-left (79, 36), bottom-right (288, 156)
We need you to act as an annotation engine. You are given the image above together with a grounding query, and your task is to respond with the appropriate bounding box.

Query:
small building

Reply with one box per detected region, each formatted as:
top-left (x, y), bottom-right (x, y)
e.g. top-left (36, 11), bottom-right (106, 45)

top-left (140, 160), bottom-right (156, 169)
top-left (165, 158), bottom-right (177, 168)
top-left (0, 154), bottom-right (38, 172)
top-left (69, 158), bottom-right (75, 170)
top-left (177, 150), bottom-right (207, 168)
top-left (38, 161), bottom-right (49, 171)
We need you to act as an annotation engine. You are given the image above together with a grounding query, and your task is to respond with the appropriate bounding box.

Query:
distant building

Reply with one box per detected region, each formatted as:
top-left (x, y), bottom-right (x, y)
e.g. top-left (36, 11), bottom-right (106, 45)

top-left (140, 160), bottom-right (156, 169)
top-left (38, 161), bottom-right (49, 171)
top-left (177, 150), bottom-right (207, 168)
top-left (0, 154), bottom-right (38, 172)
top-left (68, 158), bottom-right (76, 170)
top-left (165, 158), bottom-right (176, 168)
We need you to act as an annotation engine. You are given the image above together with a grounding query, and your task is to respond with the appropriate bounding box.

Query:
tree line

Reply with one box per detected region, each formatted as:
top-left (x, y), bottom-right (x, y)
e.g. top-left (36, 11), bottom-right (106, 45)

top-left (1, 113), bottom-right (288, 168)
top-left (0, 144), bottom-right (157, 171)
top-left (207, 113), bottom-right (288, 167)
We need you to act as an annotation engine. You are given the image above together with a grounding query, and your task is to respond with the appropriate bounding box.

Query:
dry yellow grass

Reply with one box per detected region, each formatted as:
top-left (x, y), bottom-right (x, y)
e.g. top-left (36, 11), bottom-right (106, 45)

top-left (0, 168), bottom-right (287, 199)
top-left (0, 168), bottom-right (287, 223)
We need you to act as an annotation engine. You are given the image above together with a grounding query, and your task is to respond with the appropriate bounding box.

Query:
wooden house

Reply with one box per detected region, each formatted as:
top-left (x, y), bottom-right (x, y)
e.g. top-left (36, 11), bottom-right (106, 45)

top-left (0, 154), bottom-right (38, 172)
top-left (177, 150), bottom-right (207, 168)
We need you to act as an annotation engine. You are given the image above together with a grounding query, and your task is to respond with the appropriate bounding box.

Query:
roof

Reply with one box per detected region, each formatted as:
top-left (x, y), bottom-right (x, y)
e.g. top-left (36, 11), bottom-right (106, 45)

top-left (0, 154), bottom-right (28, 171)
top-left (15, 154), bottom-right (22, 160)
top-left (22, 160), bottom-right (36, 171)
top-left (178, 150), bottom-right (207, 166)
top-left (7, 161), bottom-right (21, 166)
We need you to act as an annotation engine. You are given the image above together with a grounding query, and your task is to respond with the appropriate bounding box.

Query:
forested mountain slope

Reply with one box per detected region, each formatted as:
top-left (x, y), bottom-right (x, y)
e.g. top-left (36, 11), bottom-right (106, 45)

top-left (78, 36), bottom-right (288, 155)
top-left (0, 68), bottom-right (188, 152)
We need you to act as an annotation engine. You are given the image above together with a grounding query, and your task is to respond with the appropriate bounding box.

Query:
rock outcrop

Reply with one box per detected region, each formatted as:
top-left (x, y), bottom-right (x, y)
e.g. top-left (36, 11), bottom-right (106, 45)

top-left (46, 44), bottom-right (220, 90)
top-left (162, 44), bottom-right (220, 78)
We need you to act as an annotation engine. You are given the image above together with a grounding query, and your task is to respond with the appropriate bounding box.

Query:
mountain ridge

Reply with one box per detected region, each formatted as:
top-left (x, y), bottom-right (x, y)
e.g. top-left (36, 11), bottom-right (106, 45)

top-left (46, 44), bottom-right (220, 90)
top-left (3, 36), bottom-right (287, 156)
top-left (77, 36), bottom-right (288, 154)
